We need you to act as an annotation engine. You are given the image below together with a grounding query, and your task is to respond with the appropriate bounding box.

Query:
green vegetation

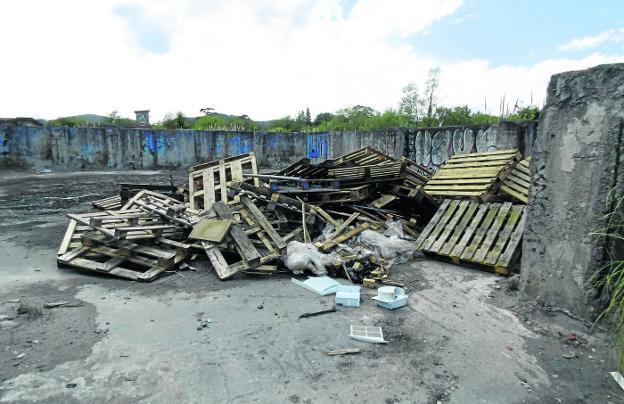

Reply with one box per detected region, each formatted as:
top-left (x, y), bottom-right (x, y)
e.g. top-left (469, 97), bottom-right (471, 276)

top-left (591, 190), bottom-right (624, 371)
top-left (47, 67), bottom-right (540, 132)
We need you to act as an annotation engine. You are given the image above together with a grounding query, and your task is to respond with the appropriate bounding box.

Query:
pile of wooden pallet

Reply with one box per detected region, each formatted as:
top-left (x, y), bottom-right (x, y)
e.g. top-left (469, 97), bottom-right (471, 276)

top-left (58, 149), bottom-right (433, 284)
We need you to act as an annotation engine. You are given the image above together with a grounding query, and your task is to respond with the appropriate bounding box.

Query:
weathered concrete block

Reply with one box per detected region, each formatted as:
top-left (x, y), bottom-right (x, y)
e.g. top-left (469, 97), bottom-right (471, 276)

top-left (520, 63), bottom-right (624, 318)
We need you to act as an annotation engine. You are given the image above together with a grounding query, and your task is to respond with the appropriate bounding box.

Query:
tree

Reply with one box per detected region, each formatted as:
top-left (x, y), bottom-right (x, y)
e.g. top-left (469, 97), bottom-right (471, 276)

top-left (434, 105), bottom-right (473, 126)
top-left (423, 67), bottom-right (440, 126)
top-left (105, 110), bottom-right (121, 125)
top-left (399, 82), bottom-right (424, 124)
top-left (305, 107), bottom-right (311, 126)
top-left (313, 112), bottom-right (333, 126)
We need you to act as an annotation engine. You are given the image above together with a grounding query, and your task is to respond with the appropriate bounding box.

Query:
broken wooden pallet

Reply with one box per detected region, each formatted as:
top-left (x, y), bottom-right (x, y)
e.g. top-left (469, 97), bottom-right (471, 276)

top-left (415, 199), bottom-right (526, 274)
top-left (188, 153), bottom-right (260, 211)
top-left (57, 232), bottom-right (191, 281)
top-left (276, 158), bottom-right (328, 179)
top-left (499, 157), bottom-right (531, 204)
top-left (327, 162), bottom-right (405, 183)
top-left (201, 200), bottom-right (287, 280)
top-left (423, 149), bottom-right (521, 201)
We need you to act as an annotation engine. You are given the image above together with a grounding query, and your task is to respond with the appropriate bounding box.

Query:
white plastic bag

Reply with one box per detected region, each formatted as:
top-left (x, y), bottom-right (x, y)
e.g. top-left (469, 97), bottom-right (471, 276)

top-left (283, 241), bottom-right (338, 276)
top-left (356, 230), bottom-right (415, 267)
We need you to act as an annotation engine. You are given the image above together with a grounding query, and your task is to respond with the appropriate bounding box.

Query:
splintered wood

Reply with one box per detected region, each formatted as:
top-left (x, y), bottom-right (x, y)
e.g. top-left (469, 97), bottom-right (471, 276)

top-left (415, 199), bottom-right (526, 274)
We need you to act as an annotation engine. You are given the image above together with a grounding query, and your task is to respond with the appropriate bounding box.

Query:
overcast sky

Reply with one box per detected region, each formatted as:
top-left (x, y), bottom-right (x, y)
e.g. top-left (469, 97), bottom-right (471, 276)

top-left (1, 0), bottom-right (623, 121)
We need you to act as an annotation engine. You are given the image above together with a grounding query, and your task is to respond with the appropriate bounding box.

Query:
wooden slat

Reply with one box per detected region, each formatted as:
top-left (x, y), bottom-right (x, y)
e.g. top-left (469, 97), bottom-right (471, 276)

top-left (429, 201), bottom-right (469, 253)
top-left (472, 202), bottom-right (512, 263)
top-left (422, 200), bottom-right (460, 251)
top-left (460, 203), bottom-right (501, 260)
top-left (240, 196), bottom-right (286, 250)
top-left (415, 199), bottom-right (451, 249)
top-left (484, 205), bottom-right (523, 265)
top-left (450, 204), bottom-right (488, 257)
top-left (439, 201), bottom-right (479, 255)
top-left (212, 202), bottom-right (261, 265)
top-left (496, 210), bottom-right (527, 267)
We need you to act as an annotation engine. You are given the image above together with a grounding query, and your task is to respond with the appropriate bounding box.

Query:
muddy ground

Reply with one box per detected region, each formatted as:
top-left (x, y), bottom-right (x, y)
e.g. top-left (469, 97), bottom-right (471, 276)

top-left (0, 170), bottom-right (622, 403)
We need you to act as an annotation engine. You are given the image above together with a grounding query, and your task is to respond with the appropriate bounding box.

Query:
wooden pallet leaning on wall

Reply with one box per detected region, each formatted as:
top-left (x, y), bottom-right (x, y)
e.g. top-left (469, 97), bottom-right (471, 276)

top-left (499, 157), bottom-right (530, 203)
top-left (414, 199), bottom-right (526, 275)
top-left (188, 153), bottom-right (260, 211)
top-left (423, 149), bottom-right (521, 201)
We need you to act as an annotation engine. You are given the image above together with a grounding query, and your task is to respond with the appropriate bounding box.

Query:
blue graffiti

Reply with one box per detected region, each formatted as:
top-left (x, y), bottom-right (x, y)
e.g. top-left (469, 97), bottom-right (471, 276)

top-left (306, 133), bottom-right (328, 159)
top-left (228, 135), bottom-right (252, 155)
top-left (144, 132), bottom-right (165, 153)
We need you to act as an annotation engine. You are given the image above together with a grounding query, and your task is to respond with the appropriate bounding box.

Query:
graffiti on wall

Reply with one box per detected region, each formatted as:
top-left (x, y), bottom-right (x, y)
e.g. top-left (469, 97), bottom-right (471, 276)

top-left (306, 133), bottom-right (328, 162)
top-left (406, 125), bottom-right (498, 170)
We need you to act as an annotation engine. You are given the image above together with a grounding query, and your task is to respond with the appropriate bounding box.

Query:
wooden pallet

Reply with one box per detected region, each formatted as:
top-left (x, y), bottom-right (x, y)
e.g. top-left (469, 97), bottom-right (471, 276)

top-left (327, 162), bottom-right (404, 182)
top-left (92, 195), bottom-right (122, 210)
top-left (499, 157), bottom-right (531, 203)
top-left (122, 190), bottom-right (200, 228)
top-left (400, 156), bottom-right (433, 187)
top-left (276, 158), bottom-right (327, 179)
top-left (415, 199), bottom-right (526, 274)
top-left (201, 200), bottom-right (286, 279)
top-left (327, 147), bottom-right (396, 167)
top-left (58, 232), bottom-right (190, 281)
top-left (188, 153), bottom-right (260, 211)
top-left (302, 185), bottom-right (370, 205)
top-left (423, 149), bottom-right (521, 200)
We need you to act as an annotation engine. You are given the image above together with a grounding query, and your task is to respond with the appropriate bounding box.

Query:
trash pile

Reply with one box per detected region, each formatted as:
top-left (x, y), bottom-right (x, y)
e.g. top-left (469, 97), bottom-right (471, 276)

top-left (57, 147), bottom-right (438, 286)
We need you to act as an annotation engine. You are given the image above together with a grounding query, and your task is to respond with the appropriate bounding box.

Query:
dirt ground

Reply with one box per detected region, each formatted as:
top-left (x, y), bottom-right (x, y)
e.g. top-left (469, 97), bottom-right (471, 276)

top-left (0, 170), bottom-right (622, 403)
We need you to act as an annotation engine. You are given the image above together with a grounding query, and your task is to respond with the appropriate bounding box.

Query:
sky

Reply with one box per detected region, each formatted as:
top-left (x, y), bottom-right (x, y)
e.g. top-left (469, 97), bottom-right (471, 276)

top-left (1, 0), bottom-right (623, 122)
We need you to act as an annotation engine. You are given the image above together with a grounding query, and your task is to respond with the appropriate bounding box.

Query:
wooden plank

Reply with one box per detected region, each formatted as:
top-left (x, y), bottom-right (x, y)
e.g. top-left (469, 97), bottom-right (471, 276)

top-left (425, 190), bottom-right (484, 197)
top-left (460, 203), bottom-right (501, 261)
top-left (240, 196), bottom-right (286, 250)
top-left (415, 199), bottom-right (451, 250)
top-left (484, 205), bottom-right (523, 265)
top-left (496, 207), bottom-right (527, 268)
top-left (427, 178), bottom-right (493, 185)
top-left (422, 200), bottom-right (460, 251)
top-left (202, 241), bottom-right (240, 279)
top-left (212, 202), bottom-right (261, 264)
top-left (58, 219), bottom-right (78, 256)
top-left (472, 202), bottom-right (512, 263)
top-left (327, 213), bottom-right (359, 241)
top-left (450, 204), bottom-right (488, 257)
top-left (429, 201), bottom-right (470, 253)
top-left (500, 185), bottom-right (528, 204)
top-left (439, 201), bottom-right (479, 256)
top-left (444, 160), bottom-right (511, 169)
top-left (446, 149), bottom-right (519, 159)
top-left (423, 184), bottom-right (491, 191)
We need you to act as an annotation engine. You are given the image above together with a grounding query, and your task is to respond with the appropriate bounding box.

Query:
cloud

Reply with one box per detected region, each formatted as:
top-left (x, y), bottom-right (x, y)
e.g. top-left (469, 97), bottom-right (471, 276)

top-left (0, 0), bottom-right (623, 123)
top-left (558, 28), bottom-right (624, 52)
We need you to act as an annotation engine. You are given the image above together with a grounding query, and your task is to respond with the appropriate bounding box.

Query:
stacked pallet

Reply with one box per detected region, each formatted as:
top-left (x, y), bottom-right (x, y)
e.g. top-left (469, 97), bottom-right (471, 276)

top-left (423, 149), bottom-right (521, 201)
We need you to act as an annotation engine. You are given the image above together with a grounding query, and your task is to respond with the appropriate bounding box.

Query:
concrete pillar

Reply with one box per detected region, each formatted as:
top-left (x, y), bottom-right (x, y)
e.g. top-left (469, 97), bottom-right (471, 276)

top-left (520, 63), bottom-right (624, 318)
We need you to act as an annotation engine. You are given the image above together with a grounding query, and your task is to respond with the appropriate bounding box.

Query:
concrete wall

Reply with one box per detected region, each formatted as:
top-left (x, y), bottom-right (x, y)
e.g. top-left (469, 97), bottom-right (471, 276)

top-left (0, 121), bottom-right (530, 171)
top-left (520, 63), bottom-right (624, 318)
top-left (405, 121), bottom-right (535, 171)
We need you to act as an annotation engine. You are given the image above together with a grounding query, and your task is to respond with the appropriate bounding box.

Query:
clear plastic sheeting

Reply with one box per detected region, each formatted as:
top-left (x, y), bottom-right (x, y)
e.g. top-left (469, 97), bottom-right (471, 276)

top-left (356, 230), bottom-right (415, 267)
top-left (383, 219), bottom-right (405, 238)
top-left (283, 241), bottom-right (338, 276)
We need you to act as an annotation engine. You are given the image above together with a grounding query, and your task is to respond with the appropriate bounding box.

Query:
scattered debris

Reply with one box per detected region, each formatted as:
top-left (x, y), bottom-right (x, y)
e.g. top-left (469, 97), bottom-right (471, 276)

top-left (291, 276), bottom-right (341, 296)
top-left (327, 348), bottom-right (361, 356)
top-left (372, 286), bottom-right (408, 310)
top-left (335, 285), bottom-right (361, 307)
top-left (44, 301), bottom-right (68, 308)
top-left (17, 302), bottom-right (43, 319)
top-left (298, 307), bottom-right (337, 319)
top-left (350, 325), bottom-right (387, 344)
